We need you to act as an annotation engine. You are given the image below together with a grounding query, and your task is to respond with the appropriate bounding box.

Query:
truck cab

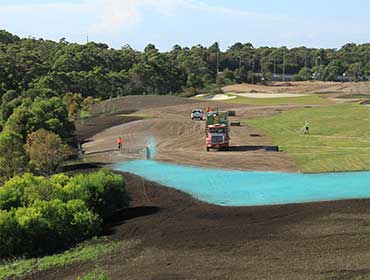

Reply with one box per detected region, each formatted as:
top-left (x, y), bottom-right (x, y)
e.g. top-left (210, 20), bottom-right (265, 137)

top-left (191, 109), bottom-right (203, 120)
top-left (205, 110), bottom-right (230, 151)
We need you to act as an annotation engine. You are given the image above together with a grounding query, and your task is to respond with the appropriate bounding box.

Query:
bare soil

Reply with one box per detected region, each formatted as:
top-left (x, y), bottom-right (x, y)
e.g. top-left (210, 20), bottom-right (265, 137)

top-left (29, 172), bottom-right (370, 280)
top-left (223, 81), bottom-right (370, 97)
top-left (82, 95), bottom-right (298, 172)
top-left (27, 92), bottom-right (370, 280)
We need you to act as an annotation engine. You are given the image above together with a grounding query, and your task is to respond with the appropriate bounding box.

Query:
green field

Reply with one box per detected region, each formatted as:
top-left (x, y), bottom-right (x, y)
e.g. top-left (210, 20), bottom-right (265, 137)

top-left (246, 103), bottom-right (370, 173)
top-left (224, 94), bottom-right (333, 106)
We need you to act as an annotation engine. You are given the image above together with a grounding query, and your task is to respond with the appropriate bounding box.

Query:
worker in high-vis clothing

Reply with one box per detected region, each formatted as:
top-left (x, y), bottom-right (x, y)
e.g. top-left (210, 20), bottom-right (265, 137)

top-left (117, 137), bottom-right (123, 150)
top-left (304, 121), bottom-right (310, 135)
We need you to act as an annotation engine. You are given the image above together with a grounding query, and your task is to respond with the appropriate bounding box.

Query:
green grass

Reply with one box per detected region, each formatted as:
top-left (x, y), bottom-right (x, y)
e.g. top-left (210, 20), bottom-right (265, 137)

top-left (246, 103), bottom-right (370, 173)
top-left (77, 269), bottom-right (110, 280)
top-left (80, 109), bottom-right (92, 119)
top-left (224, 94), bottom-right (332, 106)
top-left (0, 239), bottom-right (137, 280)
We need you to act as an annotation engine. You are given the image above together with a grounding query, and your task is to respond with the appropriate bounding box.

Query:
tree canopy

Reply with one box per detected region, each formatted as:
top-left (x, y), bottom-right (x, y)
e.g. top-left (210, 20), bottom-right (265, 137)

top-left (0, 29), bottom-right (369, 143)
top-left (1, 30), bottom-right (370, 103)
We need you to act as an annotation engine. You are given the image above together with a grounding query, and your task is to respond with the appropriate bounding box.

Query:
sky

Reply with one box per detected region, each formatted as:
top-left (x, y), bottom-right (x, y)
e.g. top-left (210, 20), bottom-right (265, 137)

top-left (0, 0), bottom-right (370, 51)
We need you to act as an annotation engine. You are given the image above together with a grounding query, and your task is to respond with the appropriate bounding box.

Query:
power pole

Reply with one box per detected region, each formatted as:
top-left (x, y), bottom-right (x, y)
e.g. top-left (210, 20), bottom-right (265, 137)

top-left (251, 58), bottom-right (255, 84)
top-left (283, 53), bottom-right (286, 82)
top-left (273, 57), bottom-right (276, 80)
top-left (216, 43), bottom-right (220, 77)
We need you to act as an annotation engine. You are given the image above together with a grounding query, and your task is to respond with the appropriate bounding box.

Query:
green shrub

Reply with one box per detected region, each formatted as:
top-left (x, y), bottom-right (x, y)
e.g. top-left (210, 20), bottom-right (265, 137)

top-left (0, 210), bottom-right (22, 256)
top-left (70, 170), bottom-right (129, 219)
top-left (0, 170), bottom-right (128, 258)
top-left (0, 173), bottom-right (64, 210)
top-left (0, 199), bottom-right (100, 257)
top-left (0, 130), bottom-right (28, 182)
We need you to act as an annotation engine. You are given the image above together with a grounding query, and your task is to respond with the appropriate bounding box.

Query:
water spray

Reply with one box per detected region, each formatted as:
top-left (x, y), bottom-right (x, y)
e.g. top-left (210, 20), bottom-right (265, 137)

top-left (145, 136), bottom-right (157, 160)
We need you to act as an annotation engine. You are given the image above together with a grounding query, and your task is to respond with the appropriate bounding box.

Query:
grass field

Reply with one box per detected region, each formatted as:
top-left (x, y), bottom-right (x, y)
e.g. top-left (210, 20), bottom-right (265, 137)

top-left (246, 103), bottom-right (370, 173)
top-left (0, 239), bottom-right (137, 280)
top-left (225, 94), bottom-right (333, 106)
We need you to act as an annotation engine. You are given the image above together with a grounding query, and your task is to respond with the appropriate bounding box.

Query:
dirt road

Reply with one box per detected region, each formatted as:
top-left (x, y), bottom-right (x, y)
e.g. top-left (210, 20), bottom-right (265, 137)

top-left (83, 95), bottom-right (298, 172)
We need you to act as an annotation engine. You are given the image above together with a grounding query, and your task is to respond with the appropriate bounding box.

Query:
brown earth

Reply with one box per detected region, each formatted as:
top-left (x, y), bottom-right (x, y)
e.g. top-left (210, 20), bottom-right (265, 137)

top-left (82, 95), bottom-right (298, 172)
top-left (27, 92), bottom-right (370, 280)
top-left (223, 81), bottom-right (370, 97)
top-left (30, 172), bottom-right (370, 280)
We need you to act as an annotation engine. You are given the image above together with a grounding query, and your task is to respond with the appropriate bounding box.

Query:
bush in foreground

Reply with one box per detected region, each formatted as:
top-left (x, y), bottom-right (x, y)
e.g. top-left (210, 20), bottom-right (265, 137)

top-left (0, 170), bottom-right (128, 258)
top-left (70, 169), bottom-right (129, 219)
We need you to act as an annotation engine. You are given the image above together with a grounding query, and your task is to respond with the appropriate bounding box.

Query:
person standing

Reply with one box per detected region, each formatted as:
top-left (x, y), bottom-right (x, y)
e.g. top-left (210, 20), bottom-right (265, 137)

top-left (304, 121), bottom-right (310, 135)
top-left (117, 137), bottom-right (123, 150)
top-left (146, 144), bottom-right (151, 160)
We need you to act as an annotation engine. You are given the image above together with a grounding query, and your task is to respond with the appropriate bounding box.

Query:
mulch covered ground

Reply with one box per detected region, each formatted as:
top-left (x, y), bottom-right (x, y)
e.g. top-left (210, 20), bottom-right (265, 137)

top-left (26, 96), bottom-right (370, 280)
top-left (30, 172), bottom-right (370, 280)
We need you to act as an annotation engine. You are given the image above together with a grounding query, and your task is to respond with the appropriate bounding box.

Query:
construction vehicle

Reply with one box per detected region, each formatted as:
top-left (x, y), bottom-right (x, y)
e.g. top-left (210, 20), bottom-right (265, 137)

top-left (191, 109), bottom-right (203, 120)
top-left (205, 109), bottom-right (230, 151)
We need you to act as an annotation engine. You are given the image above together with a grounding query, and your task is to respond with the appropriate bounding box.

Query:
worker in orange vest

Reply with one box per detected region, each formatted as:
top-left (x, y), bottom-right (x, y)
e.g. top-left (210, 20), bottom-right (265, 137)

top-left (206, 106), bottom-right (212, 113)
top-left (117, 137), bottom-right (123, 150)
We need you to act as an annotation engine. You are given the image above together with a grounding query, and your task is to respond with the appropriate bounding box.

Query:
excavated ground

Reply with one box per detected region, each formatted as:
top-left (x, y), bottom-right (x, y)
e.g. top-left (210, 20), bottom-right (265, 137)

top-left (30, 172), bottom-right (370, 280)
top-left (82, 95), bottom-right (298, 172)
top-left (28, 93), bottom-right (370, 280)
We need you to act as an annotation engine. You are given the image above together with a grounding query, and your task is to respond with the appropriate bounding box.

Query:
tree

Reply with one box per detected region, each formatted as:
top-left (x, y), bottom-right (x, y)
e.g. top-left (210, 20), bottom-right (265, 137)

top-left (5, 97), bottom-right (75, 141)
top-left (346, 63), bottom-right (363, 81)
top-left (63, 92), bottom-right (83, 119)
top-left (1, 28), bottom-right (370, 109)
top-left (25, 129), bottom-right (71, 175)
top-left (234, 67), bottom-right (248, 83)
top-left (0, 130), bottom-right (28, 182)
top-left (294, 67), bottom-right (313, 81)
top-left (322, 60), bottom-right (346, 81)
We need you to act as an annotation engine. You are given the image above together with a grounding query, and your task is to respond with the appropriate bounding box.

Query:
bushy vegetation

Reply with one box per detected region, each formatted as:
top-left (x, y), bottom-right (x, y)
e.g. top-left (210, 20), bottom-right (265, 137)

top-left (0, 130), bottom-right (28, 181)
top-left (0, 170), bottom-right (128, 258)
top-left (25, 129), bottom-right (71, 175)
top-left (0, 128), bottom-right (72, 183)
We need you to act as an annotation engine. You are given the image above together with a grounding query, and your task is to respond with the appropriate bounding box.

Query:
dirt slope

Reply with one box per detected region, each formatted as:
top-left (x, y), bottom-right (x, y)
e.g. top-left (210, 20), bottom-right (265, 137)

top-left (30, 173), bottom-right (370, 280)
top-left (83, 96), bottom-right (298, 172)
top-left (30, 94), bottom-right (370, 280)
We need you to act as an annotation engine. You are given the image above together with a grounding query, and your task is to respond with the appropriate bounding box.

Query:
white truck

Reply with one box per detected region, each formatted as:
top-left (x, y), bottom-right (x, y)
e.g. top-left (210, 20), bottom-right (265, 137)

top-left (191, 109), bottom-right (203, 120)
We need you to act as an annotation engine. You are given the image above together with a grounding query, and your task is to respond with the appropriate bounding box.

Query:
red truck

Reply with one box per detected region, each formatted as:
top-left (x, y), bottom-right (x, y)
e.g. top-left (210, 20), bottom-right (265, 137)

top-left (205, 110), bottom-right (230, 151)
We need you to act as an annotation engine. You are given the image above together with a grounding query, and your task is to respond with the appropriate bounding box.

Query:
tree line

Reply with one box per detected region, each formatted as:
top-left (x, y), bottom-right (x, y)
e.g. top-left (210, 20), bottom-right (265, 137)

top-left (0, 29), bottom-right (370, 167)
top-left (1, 29), bottom-right (370, 103)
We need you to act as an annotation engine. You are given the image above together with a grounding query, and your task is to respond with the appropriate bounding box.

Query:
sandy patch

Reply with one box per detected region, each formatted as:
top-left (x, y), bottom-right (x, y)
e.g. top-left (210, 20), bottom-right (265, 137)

top-left (222, 81), bottom-right (370, 97)
top-left (230, 93), bottom-right (308, 99)
top-left (195, 94), bottom-right (206, 98)
top-left (206, 94), bottom-right (237, 100)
